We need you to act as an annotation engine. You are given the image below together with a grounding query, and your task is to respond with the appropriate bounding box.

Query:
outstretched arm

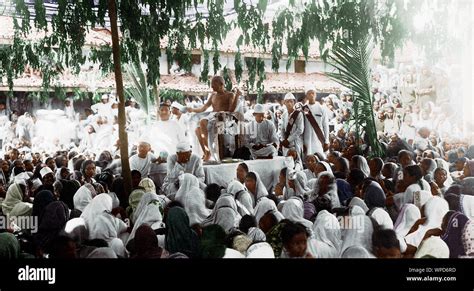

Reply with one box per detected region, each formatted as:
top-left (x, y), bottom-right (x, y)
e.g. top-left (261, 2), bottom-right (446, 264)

top-left (188, 95), bottom-right (213, 113)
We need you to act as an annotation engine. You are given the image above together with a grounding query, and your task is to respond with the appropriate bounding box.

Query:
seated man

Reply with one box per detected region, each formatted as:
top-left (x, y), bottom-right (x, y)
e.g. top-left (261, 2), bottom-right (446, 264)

top-left (187, 76), bottom-right (241, 161)
top-left (129, 141), bottom-right (162, 178)
top-left (162, 141), bottom-right (205, 199)
top-left (247, 104), bottom-right (279, 159)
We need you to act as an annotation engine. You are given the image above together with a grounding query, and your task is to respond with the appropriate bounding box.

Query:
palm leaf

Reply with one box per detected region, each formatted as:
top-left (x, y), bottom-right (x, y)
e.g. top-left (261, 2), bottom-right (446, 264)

top-left (326, 36), bottom-right (384, 157)
top-left (124, 62), bottom-right (155, 124)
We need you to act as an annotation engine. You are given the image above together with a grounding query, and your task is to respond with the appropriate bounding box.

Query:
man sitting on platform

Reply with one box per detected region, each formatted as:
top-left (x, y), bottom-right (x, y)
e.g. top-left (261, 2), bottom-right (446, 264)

top-left (162, 141), bottom-right (205, 200)
top-left (187, 76), bottom-right (241, 161)
top-left (247, 104), bottom-right (279, 159)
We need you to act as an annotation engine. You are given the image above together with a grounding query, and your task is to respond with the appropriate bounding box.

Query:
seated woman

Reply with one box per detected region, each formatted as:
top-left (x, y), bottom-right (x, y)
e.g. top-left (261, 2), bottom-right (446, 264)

top-left (246, 104), bottom-right (279, 159)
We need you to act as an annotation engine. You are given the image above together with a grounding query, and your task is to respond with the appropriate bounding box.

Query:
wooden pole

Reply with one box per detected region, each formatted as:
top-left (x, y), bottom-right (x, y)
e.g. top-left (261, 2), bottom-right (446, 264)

top-left (108, 0), bottom-right (132, 195)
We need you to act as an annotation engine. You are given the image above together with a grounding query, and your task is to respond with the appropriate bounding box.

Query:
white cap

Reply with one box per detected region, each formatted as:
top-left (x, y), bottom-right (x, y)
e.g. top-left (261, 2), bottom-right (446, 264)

top-left (284, 93), bottom-right (296, 101)
top-left (176, 141), bottom-right (191, 153)
top-left (171, 101), bottom-right (184, 111)
top-left (246, 242), bottom-right (275, 258)
top-left (253, 104), bottom-right (265, 114)
top-left (305, 85), bottom-right (316, 95)
top-left (101, 94), bottom-right (109, 100)
top-left (40, 167), bottom-right (54, 178)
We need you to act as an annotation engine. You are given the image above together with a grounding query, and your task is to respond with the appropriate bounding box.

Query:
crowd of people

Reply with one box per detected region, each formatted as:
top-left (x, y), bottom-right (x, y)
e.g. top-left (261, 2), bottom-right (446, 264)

top-left (0, 64), bottom-right (473, 259)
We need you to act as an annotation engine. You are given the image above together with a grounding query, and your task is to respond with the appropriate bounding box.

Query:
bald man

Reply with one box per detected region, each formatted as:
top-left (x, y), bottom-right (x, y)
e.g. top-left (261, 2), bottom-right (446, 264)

top-left (129, 141), bottom-right (161, 177)
top-left (187, 76), bottom-right (241, 161)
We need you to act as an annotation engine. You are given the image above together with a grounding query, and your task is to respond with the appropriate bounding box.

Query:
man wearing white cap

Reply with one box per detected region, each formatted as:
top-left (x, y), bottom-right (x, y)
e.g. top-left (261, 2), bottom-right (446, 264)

top-left (162, 141), bottom-right (205, 199)
top-left (279, 93), bottom-right (304, 162)
top-left (39, 166), bottom-right (55, 188)
top-left (302, 87), bottom-right (329, 158)
top-left (247, 104), bottom-right (279, 159)
top-left (91, 94), bottom-right (113, 122)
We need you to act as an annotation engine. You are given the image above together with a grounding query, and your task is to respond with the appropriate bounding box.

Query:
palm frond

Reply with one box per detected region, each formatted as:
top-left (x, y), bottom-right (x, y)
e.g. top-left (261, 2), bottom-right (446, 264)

top-left (124, 62), bottom-right (155, 123)
top-left (326, 36), bottom-right (384, 157)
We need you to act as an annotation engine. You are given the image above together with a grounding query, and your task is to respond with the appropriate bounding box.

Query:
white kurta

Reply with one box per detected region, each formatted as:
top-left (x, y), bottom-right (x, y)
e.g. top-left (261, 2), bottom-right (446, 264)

top-left (143, 119), bottom-right (186, 155)
top-left (247, 119), bottom-right (279, 159)
top-left (279, 109), bottom-right (304, 159)
top-left (303, 103), bottom-right (329, 157)
top-left (129, 152), bottom-right (157, 177)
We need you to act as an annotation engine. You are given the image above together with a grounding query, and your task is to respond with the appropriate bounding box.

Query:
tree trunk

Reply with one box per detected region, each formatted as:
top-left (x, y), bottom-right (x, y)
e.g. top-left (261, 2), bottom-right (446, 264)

top-left (108, 0), bottom-right (132, 195)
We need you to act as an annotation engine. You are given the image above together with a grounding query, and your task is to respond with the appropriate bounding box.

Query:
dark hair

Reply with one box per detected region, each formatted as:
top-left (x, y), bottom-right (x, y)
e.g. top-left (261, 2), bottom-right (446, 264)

top-left (81, 160), bottom-right (95, 177)
top-left (382, 162), bottom-right (398, 180)
top-left (55, 155), bottom-right (66, 168)
top-left (205, 183), bottom-right (223, 203)
top-left (398, 150), bottom-right (413, 161)
top-left (314, 195), bottom-right (332, 213)
top-left (238, 162), bottom-right (249, 173)
top-left (74, 158), bottom-right (85, 172)
top-left (372, 229), bottom-right (400, 250)
top-left (434, 167), bottom-right (447, 176)
top-left (13, 166), bottom-right (25, 176)
top-left (280, 167), bottom-right (287, 177)
top-left (45, 157), bottom-right (55, 166)
top-left (370, 157), bottom-right (384, 173)
top-left (281, 222), bottom-right (309, 245)
top-left (239, 215), bottom-right (256, 234)
top-left (131, 170), bottom-right (141, 178)
top-left (111, 177), bottom-right (127, 209)
top-left (404, 165), bottom-right (423, 189)
top-left (336, 157), bottom-right (350, 174)
top-left (49, 236), bottom-right (76, 259)
top-left (246, 172), bottom-right (257, 182)
top-left (259, 211), bottom-right (278, 229)
top-left (347, 169), bottom-right (365, 188)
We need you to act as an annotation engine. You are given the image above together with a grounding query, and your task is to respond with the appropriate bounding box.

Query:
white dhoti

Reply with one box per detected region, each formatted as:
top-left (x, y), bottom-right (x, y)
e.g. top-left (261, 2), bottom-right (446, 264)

top-left (250, 145), bottom-right (278, 159)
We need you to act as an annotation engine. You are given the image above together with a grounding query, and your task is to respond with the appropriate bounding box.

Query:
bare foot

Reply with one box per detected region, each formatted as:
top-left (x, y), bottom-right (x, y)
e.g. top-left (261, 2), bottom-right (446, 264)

top-left (203, 151), bottom-right (211, 161)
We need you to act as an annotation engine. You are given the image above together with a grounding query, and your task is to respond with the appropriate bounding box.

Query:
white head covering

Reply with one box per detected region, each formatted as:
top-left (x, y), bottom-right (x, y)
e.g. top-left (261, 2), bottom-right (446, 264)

top-left (1, 183), bottom-right (24, 215)
top-left (348, 197), bottom-right (369, 214)
top-left (394, 203), bottom-right (421, 237)
top-left (202, 193), bottom-right (241, 233)
top-left (251, 172), bottom-right (268, 202)
top-left (341, 245), bottom-right (375, 258)
top-left (281, 197), bottom-right (313, 231)
top-left (247, 227), bottom-right (266, 242)
top-left (81, 194), bottom-right (113, 231)
top-left (352, 155), bottom-right (370, 178)
top-left (175, 173), bottom-right (211, 226)
top-left (460, 195), bottom-right (474, 219)
top-left (253, 104), bottom-right (265, 114)
top-left (86, 247), bottom-right (118, 258)
top-left (253, 197), bottom-right (283, 225)
top-left (40, 167), bottom-right (54, 178)
top-left (14, 172), bottom-right (32, 186)
top-left (369, 208), bottom-right (394, 230)
top-left (89, 213), bottom-right (127, 242)
top-left (223, 248), bottom-right (246, 258)
top-left (138, 178), bottom-right (156, 194)
top-left (176, 141), bottom-right (191, 153)
top-left (127, 193), bottom-right (164, 245)
top-left (284, 93), bottom-right (296, 101)
top-left (246, 242), bottom-right (275, 258)
top-left (171, 101), bottom-right (185, 111)
top-left (312, 210), bottom-right (342, 258)
top-left (414, 236), bottom-right (450, 258)
top-left (405, 196), bottom-right (449, 248)
top-left (73, 185), bottom-right (95, 212)
top-left (340, 211), bottom-right (374, 256)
